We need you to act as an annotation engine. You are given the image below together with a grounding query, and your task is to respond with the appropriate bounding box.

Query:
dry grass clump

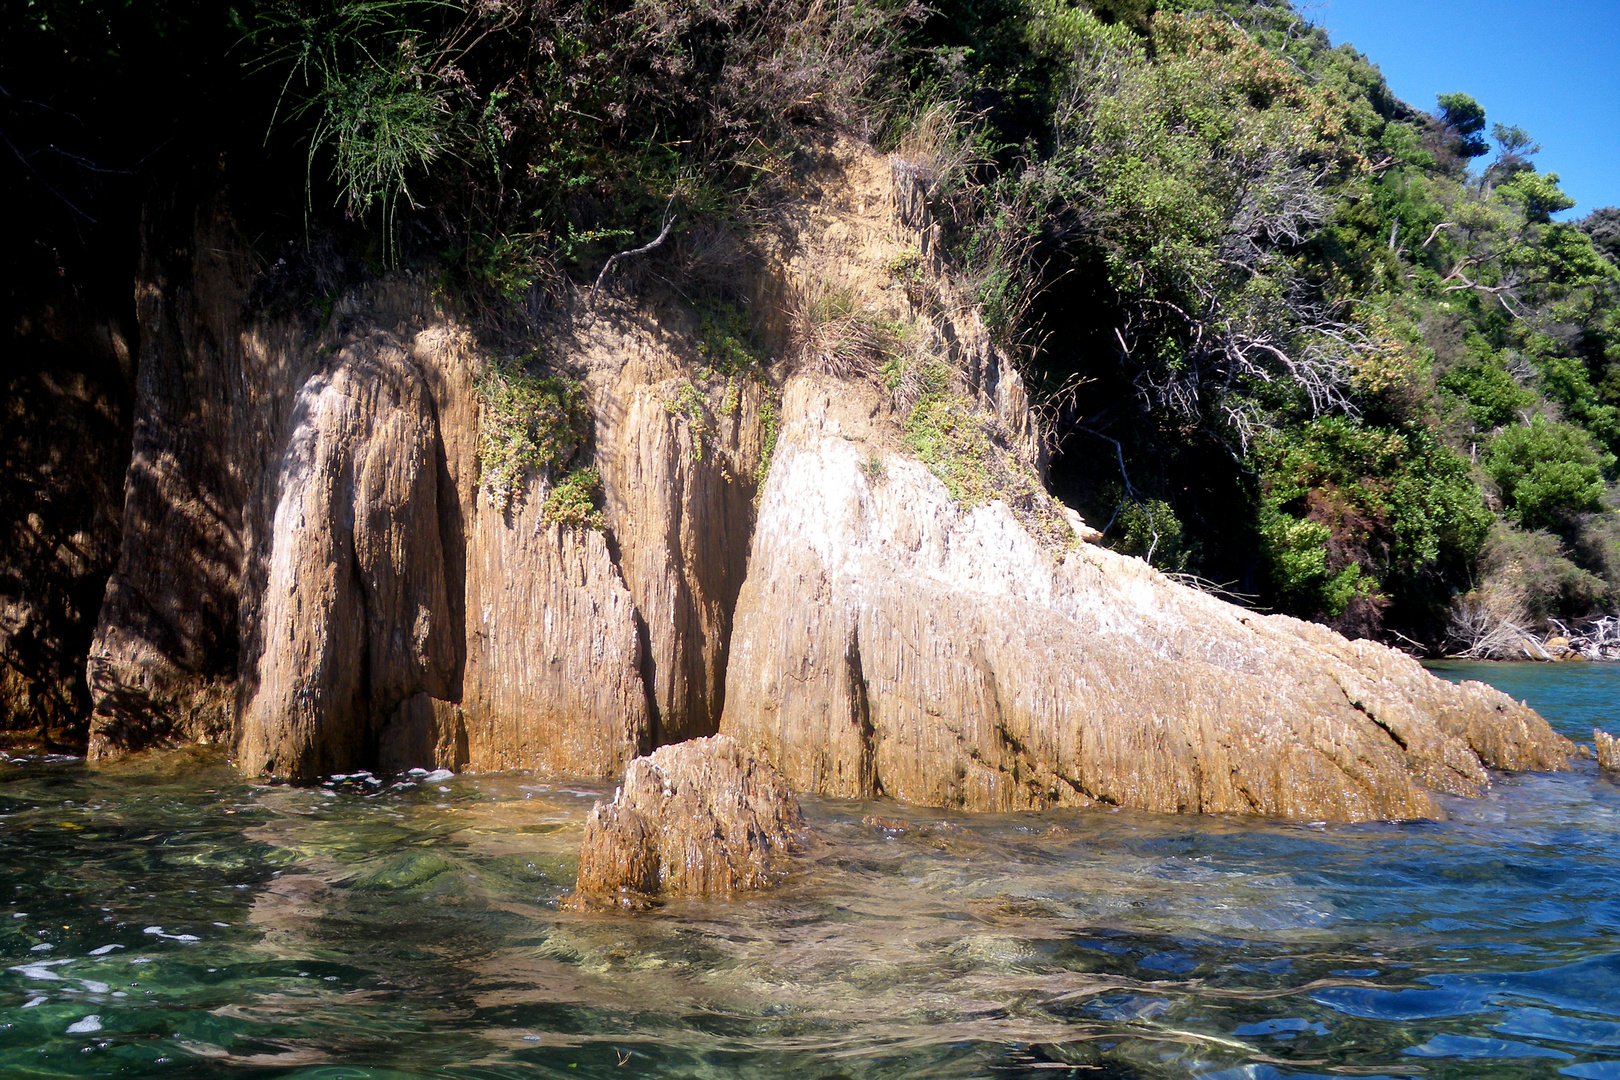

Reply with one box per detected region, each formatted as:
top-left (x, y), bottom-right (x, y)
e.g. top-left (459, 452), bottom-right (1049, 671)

top-left (791, 281), bottom-right (902, 378)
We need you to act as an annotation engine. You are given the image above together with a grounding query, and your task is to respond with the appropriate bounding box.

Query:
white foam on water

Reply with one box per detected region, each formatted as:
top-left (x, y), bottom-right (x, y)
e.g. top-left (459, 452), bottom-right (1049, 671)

top-left (21, 996), bottom-right (46, 1008)
top-left (423, 769), bottom-right (454, 782)
top-left (30, 942), bottom-right (54, 952)
top-left (10, 959), bottom-right (71, 980)
top-left (80, 980), bottom-right (110, 994)
top-left (87, 944), bottom-right (123, 956)
top-left (65, 1015), bottom-right (101, 1034)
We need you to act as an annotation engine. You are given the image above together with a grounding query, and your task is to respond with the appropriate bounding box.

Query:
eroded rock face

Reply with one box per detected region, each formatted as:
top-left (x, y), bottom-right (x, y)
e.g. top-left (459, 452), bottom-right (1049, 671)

top-left (236, 332), bottom-right (456, 777)
top-left (1, 273), bottom-right (132, 742)
top-left (719, 374), bottom-right (1574, 822)
top-left (458, 471), bottom-right (651, 776)
top-left (584, 324), bottom-right (770, 747)
top-left (87, 199), bottom-right (261, 759)
top-left (84, 200), bottom-right (742, 779)
top-left (573, 735), bottom-right (806, 904)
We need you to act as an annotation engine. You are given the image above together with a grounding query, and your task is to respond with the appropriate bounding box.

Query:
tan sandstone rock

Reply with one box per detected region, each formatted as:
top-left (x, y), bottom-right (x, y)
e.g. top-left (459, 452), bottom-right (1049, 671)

top-left (235, 331), bottom-right (456, 776)
top-left (719, 373), bottom-right (1574, 822)
top-left (573, 735), bottom-right (806, 905)
top-left (1597, 730), bottom-right (1620, 772)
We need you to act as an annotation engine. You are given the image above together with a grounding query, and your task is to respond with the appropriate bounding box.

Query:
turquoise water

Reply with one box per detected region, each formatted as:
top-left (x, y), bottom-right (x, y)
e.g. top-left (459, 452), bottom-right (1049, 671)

top-left (0, 663), bottom-right (1616, 1079)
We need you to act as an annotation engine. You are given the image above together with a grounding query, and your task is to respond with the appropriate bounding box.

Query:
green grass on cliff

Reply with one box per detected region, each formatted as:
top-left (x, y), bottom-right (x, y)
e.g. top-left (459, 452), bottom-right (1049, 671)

top-left (475, 363), bottom-right (590, 510)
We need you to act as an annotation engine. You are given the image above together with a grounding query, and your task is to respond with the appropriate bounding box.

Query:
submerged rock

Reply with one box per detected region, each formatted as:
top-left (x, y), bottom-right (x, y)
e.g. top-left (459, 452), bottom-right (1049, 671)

top-left (572, 735), bottom-right (806, 906)
top-left (1597, 730), bottom-right (1620, 772)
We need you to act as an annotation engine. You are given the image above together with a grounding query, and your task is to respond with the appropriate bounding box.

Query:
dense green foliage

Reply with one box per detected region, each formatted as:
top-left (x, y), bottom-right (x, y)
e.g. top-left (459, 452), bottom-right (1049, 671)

top-left (905, 0), bottom-right (1620, 643)
top-left (474, 365), bottom-right (591, 509)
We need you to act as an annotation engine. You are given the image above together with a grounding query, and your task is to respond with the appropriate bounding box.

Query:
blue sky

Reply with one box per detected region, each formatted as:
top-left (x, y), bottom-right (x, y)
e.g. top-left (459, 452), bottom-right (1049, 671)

top-left (1312, 0), bottom-right (1620, 216)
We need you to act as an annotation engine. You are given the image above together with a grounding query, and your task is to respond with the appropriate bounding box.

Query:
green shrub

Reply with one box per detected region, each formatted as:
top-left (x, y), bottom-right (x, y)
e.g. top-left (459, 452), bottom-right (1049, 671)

top-left (1254, 417), bottom-right (1490, 623)
top-left (1438, 350), bottom-right (1537, 431)
top-left (663, 379), bottom-right (713, 461)
top-left (475, 364), bottom-right (590, 509)
top-left (697, 301), bottom-right (764, 377)
top-left (1484, 416), bottom-right (1613, 529)
top-left (1257, 509), bottom-right (1369, 617)
top-left (755, 392), bottom-right (780, 494)
top-left (542, 466), bottom-right (606, 530)
top-left (1110, 497), bottom-right (1194, 571)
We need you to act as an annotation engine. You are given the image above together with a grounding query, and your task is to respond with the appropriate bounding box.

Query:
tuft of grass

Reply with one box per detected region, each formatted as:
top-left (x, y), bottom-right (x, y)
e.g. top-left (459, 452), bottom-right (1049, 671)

top-left (476, 361), bottom-right (590, 509)
top-left (543, 466), bottom-right (606, 530)
top-left (898, 359), bottom-right (1070, 547)
top-left (793, 282), bottom-right (904, 378)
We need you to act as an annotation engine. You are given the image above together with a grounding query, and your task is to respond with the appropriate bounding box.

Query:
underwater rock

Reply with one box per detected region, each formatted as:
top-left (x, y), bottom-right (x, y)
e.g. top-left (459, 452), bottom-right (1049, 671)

top-left (573, 735), bottom-right (805, 905)
top-left (1597, 730), bottom-right (1620, 772)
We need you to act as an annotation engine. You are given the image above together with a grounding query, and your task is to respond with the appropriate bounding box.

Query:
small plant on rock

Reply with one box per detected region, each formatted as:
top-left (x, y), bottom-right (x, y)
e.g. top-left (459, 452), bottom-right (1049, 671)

top-left (476, 361), bottom-right (590, 509)
top-left (793, 282), bottom-right (904, 378)
top-left (543, 466), bottom-right (607, 530)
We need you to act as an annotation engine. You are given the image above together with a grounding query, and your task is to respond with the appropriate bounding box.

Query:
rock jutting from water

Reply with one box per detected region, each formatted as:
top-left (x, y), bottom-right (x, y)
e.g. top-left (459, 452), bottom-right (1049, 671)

top-left (571, 735), bottom-right (806, 906)
top-left (1597, 730), bottom-right (1620, 772)
top-left (73, 145), bottom-right (1574, 823)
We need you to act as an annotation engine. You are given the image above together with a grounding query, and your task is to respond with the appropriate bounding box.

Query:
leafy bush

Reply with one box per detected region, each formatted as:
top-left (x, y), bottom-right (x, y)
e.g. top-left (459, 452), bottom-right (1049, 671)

top-left (1254, 417), bottom-right (1490, 628)
top-left (475, 364), bottom-right (590, 509)
top-left (1484, 417), bottom-right (1613, 530)
top-left (542, 466), bottom-right (606, 530)
top-left (1109, 497), bottom-right (1194, 571)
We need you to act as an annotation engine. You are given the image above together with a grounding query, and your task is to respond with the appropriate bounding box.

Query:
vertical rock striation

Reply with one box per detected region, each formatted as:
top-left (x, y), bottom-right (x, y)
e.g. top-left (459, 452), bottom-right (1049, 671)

top-left (81, 150), bottom-right (1574, 821)
top-left (458, 468), bottom-right (650, 776)
top-left (235, 332), bottom-right (456, 776)
top-left (720, 373), bottom-right (1573, 822)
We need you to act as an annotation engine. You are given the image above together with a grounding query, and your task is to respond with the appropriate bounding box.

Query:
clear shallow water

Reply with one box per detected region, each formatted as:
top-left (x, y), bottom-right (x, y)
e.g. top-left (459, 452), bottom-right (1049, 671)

top-left (0, 665), bottom-right (1616, 1080)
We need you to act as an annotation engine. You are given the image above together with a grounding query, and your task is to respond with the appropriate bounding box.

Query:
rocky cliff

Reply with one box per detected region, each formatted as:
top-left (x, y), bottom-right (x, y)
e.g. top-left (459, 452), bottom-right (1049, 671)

top-left (82, 190), bottom-right (766, 781)
top-left (720, 373), bottom-right (1569, 820)
top-left (75, 145), bottom-right (1572, 820)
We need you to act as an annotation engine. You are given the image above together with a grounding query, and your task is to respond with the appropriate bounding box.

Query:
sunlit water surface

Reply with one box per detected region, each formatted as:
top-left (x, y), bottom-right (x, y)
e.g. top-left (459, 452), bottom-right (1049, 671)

top-left (1, 661), bottom-right (1618, 1079)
